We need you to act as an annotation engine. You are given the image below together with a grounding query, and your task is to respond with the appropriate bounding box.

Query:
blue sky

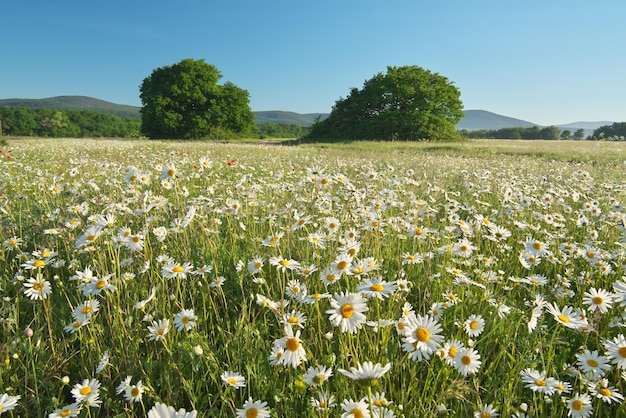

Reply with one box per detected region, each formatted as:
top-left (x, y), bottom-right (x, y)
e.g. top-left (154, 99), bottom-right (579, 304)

top-left (1, 0), bottom-right (625, 125)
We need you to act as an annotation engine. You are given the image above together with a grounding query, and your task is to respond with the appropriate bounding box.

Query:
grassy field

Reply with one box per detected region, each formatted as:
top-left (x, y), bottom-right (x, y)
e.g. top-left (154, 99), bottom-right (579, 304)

top-left (0, 138), bottom-right (625, 417)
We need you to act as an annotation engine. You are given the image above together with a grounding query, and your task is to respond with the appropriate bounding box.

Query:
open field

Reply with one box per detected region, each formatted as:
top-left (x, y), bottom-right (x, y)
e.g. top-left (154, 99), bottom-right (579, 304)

top-left (1, 138), bottom-right (625, 416)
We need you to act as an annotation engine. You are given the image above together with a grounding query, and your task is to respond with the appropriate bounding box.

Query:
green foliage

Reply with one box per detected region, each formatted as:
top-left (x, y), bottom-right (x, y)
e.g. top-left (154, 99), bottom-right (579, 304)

top-left (140, 59), bottom-right (256, 139)
top-left (305, 65), bottom-right (464, 142)
top-left (256, 122), bottom-right (310, 138)
top-left (461, 125), bottom-right (568, 140)
top-left (589, 122), bottom-right (626, 141)
top-left (0, 106), bottom-right (141, 137)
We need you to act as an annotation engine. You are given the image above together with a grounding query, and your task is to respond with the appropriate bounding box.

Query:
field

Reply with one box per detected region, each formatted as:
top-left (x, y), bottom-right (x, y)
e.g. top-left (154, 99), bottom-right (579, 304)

top-left (1, 138), bottom-right (625, 417)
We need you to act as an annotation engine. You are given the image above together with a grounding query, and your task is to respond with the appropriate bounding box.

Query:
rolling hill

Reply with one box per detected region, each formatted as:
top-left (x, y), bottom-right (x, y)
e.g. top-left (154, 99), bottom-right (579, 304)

top-left (0, 96), bottom-right (614, 133)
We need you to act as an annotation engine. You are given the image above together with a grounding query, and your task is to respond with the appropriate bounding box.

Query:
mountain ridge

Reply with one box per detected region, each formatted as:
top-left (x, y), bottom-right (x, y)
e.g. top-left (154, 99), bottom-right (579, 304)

top-left (0, 96), bottom-right (614, 132)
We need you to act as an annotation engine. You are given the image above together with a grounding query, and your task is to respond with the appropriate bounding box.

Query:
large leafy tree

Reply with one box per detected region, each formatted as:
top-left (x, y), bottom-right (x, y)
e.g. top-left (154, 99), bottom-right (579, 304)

top-left (307, 65), bottom-right (464, 141)
top-left (140, 59), bottom-right (255, 139)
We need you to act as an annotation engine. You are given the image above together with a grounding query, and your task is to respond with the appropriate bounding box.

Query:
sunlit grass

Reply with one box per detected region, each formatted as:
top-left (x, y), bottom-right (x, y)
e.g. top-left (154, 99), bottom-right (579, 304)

top-left (0, 138), bottom-right (625, 417)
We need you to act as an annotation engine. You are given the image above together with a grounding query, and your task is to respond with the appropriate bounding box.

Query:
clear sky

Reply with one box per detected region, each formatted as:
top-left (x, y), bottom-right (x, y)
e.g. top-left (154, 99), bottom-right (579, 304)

top-left (1, 0), bottom-right (625, 125)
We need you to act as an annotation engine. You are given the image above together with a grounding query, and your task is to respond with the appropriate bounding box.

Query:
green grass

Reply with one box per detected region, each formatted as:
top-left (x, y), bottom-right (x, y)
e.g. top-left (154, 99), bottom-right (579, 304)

top-left (0, 138), bottom-right (625, 417)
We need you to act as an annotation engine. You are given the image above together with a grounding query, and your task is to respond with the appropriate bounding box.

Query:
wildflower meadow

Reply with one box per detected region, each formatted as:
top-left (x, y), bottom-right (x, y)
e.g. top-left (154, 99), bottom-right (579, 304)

top-left (1, 138), bottom-right (625, 417)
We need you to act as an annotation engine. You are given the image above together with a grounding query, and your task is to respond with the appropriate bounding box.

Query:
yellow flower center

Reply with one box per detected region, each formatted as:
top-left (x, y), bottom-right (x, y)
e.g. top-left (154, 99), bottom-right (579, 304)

top-left (286, 337), bottom-right (300, 352)
top-left (246, 407), bottom-right (258, 418)
top-left (414, 228), bottom-right (423, 235)
top-left (572, 400), bottom-right (583, 411)
top-left (592, 296), bottom-right (603, 305)
top-left (8, 239), bottom-right (16, 246)
top-left (416, 327), bottom-right (431, 342)
top-left (587, 251), bottom-right (595, 259)
top-left (131, 387), bottom-right (140, 397)
top-left (33, 259), bottom-right (45, 267)
top-left (407, 255), bottom-right (415, 260)
top-left (311, 293), bottom-right (321, 299)
top-left (461, 355), bottom-right (472, 365)
top-left (370, 283), bottom-right (384, 292)
top-left (86, 235), bottom-right (96, 242)
top-left (469, 321), bottom-right (479, 330)
top-left (326, 274), bottom-right (336, 282)
top-left (80, 386), bottom-right (92, 396)
top-left (287, 316), bottom-right (298, 324)
top-left (81, 306), bottom-right (92, 314)
top-left (181, 316), bottom-right (189, 324)
top-left (348, 248), bottom-right (357, 256)
top-left (60, 408), bottom-right (74, 417)
top-left (557, 314), bottom-right (569, 324)
top-left (254, 262), bottom-right (262, 269)
top-left (172, 265), bottom-right (184, 273)
top-left (350, 409), bottom-right (363, 418)
top-left (95, 280), bottom-right (107, 290)
top-left (336, 261), bottom-right (348, 270)
top-left (587, 359), bottom-right (599, 367)
top-left (448, 347), bottom-right (457, 357)
top-left (227, 377), bottom-right (238, 386)
top-left (33, 282), bottom-right (43, 291)
top-left (533, 242), bottom-right (542, 250)
top-left (340, 303), bottom-right (354, 319)
top-left (618, 347), bottom-right (626, 358)
top-left (481, 413), bottom-right (490, 418)
top-left (279, 259), bottom-right (289, 267)
top-left (167, 169), bottom-right (175, 176)
top-left (157, 327), bottom-right (166, 336)
top-left (371, 221), bottom-right (379, 227)
top-left (536, 379), bottom-right (546, 387)
top-left (352, 267), bottom-right (363, 275)
top-left (132, 236), bottom-right (140, 243)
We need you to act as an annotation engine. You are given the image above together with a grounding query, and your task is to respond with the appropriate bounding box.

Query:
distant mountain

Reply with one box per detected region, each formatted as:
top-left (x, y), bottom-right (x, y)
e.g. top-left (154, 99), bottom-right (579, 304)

top-left (0, 96), bottom-right (614, 133)
top-left (254, 111), bottom-right (328, 126)
top-left (457, 110), bottom-right (538, 130)
top-left (457, 109), bottom-right (612, 135)
top-left (0, 96), bottom-right (141, 119)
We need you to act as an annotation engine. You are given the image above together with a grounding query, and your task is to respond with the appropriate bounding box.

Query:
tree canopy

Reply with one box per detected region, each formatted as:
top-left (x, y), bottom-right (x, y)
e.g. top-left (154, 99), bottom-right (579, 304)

top-left (139, 59), bottom-right (255, 139)
top-left (306, 65), bottom-right (464, 141)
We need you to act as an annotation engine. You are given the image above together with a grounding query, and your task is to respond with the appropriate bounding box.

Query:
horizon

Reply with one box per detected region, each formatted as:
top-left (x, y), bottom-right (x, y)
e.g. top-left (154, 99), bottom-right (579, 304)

top-left (0, 94), bottom-right (617, 127)
top-left (1, 1), bottom-right (625, 126)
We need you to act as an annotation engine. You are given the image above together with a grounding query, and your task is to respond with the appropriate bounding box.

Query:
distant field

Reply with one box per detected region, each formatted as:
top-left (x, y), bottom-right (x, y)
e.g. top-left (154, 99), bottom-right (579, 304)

top-left (1, 138), bottom-right (625, 416)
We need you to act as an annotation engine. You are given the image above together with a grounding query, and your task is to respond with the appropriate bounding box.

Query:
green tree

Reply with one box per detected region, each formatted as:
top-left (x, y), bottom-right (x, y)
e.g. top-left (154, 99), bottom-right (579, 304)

top-left (560, 129), bottom-right (572, 140)
top-left (140, 58), bottom-right (255, 139)
top-left (306, 65), bottom-right (464, 141)
top-left (573, 128), bottom-right (586, 140)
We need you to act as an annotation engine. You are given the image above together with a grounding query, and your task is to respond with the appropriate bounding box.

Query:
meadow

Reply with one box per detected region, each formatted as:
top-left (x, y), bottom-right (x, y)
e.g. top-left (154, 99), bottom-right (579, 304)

top-left (0, 138), bottom-right (625, 417)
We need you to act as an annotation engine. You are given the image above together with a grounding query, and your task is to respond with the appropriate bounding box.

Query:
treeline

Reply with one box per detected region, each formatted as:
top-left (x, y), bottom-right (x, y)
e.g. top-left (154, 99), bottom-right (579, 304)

top-left (459, 126), bottom-right (587, 140)
top-left (588, 122), bottom-right (626, 141)
top-left (256, 122), bottom-right (310, 139)
top-left (0, 107), bottom-right (141, 138)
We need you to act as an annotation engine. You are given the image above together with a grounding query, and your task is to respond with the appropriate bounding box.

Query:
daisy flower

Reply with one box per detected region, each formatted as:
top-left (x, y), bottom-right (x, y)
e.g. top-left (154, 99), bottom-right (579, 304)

top-left (70, 378), bottom-right (102, 407)
top-left (566, 393), bottom-right (593, 418)
top-left (311, 391), bottom-right (336, 411)
top-left (273, 327), bottom-right (307, 368)
top-left (474, 403), bottom-right (498, 418)
top-left (236, 398), bottom-right (270, 418)
top-left (83, 274), bottom-right (116, 297)
top-left (575, 349), bottom-right (611, 379)
top-left (221, 371), bottom-right (246, 389)
top-left (280, 309), bottom-right (307, 329)
top-left (147, 402), bottom-right (197, 418)
top-left (147, 319), bottom-right (171, 342)
top-left (588, 378), bottom-right (624, 404)
top-left (582, 287), bottom-right (613, 313)
top-left (439, 338), bottom-right (464, 366)
top-left (73, 299), bottom-right (100, 321)
top-left (269, 255), bottom-right (300, 272)
top-left (303, 365), bottom-right (333, 387)
top-left (546, 302), bottom-right (587, 330)
top-left (0, 393), bottom-right (21, 414)
top-left (340, 398), bottom-right (371, 418)
top-left (2, 236), bottom-right (23, 251)
top-left (338, 361), bottom-right (391, 382)
top-left (23, 275), bottom-right (52, 300)
top-left (519, 368), bottom-right (557, 395)
top-left (463, 314), bottom-right (485, 338)
top-left (48, 402), bottom-right (82, 418)
top-left (174, 309), bottom-right (197, 331)
top-left (320, 266), bottom-right (341, 285)
top-left (161, 262), bottom-right (193, 280)
top-left (356, 277), bottom-right (398, 300)
top-left (326, 291), bottom-right (369, 334)
top-left (454, 347), bottom-right (482, 376)
top-left (603, 334), bottom-right (626, 369)
top-left (247, 256), bottom-right (264, 274)
top-left (124, 381), bottom-right (144, 403)
top-left (402, 314), bottom-right (444, 361)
